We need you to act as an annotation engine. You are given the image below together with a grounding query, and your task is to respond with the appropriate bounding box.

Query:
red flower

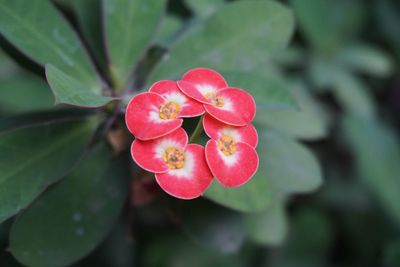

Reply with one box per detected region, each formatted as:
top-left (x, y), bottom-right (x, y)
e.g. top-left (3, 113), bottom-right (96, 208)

top-left (131, 128), bottom-right (213, 199)
top-left (125, 68), bottom-right (260, 199)
top-left (125, 80), bottom-right (204, 140)
top-left (177, 68), bottom-right (256, 126)
top-left (203, 114), bottom-right (259, 187)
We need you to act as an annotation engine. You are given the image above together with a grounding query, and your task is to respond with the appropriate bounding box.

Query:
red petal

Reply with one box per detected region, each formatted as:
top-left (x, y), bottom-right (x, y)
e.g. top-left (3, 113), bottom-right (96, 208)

top-left (149, 80), bottom-right (204, 117)
top-left (205, 140), bottom-right (259, 187)
top-left (155, 144), bottom-right (213, 199)
top-left (177, 68), bottom-right (228, 105)
top-left (131, 128), bottom-right (188, 173)
top-left (182, 68), bottom-right (227, 90)
top-left (203, 114), bottom-right (258, 148)
top-left (177, 80), bottom-right (212, 104)
top-left (204, 87), bottom-right (256, 126)
top-left (125, 92), bottom-right (183, 140)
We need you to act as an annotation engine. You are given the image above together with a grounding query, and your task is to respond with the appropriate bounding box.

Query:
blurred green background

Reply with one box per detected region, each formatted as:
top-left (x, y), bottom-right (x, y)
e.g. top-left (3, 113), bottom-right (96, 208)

top-left (1, 0), bottom-right (400, 266)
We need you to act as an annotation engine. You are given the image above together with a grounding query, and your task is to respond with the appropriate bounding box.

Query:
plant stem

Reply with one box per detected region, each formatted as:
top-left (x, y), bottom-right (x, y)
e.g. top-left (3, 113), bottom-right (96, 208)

top-left (109, 65), bottom-right (123, 90)
top-left (189, 116), bottom-right (204, 143)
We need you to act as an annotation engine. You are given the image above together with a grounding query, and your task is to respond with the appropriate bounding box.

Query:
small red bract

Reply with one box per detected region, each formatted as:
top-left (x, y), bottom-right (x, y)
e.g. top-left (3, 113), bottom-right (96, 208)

top-left (125, 80), bottom-right (204, 140)
top-left (177, 68), bottom-right (256, 126)
top-left (203, 114), bottom-right (259, 187)
top-left (131, 128), bottom-right (213, 199)
top-left (203, 114), bottom-right (258, 148)
top-left (125, 67), bottom-right (260, 199)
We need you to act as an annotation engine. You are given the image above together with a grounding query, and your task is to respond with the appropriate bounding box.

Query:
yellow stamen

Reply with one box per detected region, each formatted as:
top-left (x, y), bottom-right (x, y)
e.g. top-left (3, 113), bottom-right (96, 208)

top-left (204, 92), bottom-right (224, 107)
top-left (163, 147), bottom-right (185, 169)
top-left (217, 134), bottom-right (237, 156)
top-left (159, 101), bottom-right (180, 120)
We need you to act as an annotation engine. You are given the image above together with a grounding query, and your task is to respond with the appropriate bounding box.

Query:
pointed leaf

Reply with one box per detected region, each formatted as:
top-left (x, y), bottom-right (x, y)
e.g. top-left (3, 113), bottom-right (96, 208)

top-left (221, 71), bottom-right (296, 110)
top-left (204, 167), bottom-right (272, 213)
top-left (269, 209), bottom-right (332, 267)
top-left (150, 0), bottom-right (294, 81)
top-left (290, 0), bottom-right (365, 53)
top-left (336, 43), bottom-right (393, 77)
top-left (0, 118), bottom-right (98, 222)
top-left (0, 109), bottom-right (94, 133)
top-left (142, 233), bottom-right (245, 267)
top-left (46, 64), bottom-right (114, 107)
top-left (260, 130), bottom-right (323, 195)
top-left (375, 0), bottom-right (400, 59)
top-left (0, 48), bottom-right (19, 78)
top-left (182, 202), bottom-right (245, 254)
top-left (383, 240), bottom-right (400, 267)
top-left (245, 199), bottom-right (288, 246)
top-left (104, 0), bottom-right (165, 86)
top-left (0, 73), bottom-right (53, 115)
top-left (255, 81), bottom-right (330, 140)
top-left (10, 144), bottom-right (128, 267)
top-left (342, 115), bottom-right (400, 225)
top-left (333, 72), bottom-right (375, 118)
top-left (71, 0), bottom-right (105, 68)
top-left (0, 0), bottom-right (99, 88)
top-left (154, 15), bottom-right (183, 46)
top-left (184, 0), bottom-right (226, 17)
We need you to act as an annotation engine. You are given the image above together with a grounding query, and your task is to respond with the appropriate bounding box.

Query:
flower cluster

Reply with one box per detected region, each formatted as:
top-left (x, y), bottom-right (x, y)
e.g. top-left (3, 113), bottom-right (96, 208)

top-left (125, 68), bottom-right (259, 199)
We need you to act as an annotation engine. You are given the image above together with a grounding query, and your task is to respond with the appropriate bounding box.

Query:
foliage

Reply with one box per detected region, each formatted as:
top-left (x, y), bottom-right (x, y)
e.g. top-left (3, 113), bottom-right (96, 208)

top-left (0, 0), bottom-right (399, 266)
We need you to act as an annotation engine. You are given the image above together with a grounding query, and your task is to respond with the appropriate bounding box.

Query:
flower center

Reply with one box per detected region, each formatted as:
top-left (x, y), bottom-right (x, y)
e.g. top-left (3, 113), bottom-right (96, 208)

top-left (217, 134), bottom-right (237, 156)
top-left (163, 147), bottom-right (185, 169)
top-left (204, 92), bottom-right (224, 107)
top-left (159, 101), bottom-right (180, 120)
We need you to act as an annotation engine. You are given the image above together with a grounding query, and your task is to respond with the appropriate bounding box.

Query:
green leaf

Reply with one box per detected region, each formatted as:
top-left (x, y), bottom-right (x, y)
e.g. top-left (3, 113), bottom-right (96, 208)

top-left (0, 49), bottom-right (53, 116)
top-left (0, 0), bottom-right (99, 88)
top-left (154, 15), bottom-right (183, 46)
top-left (0, 219), bottom-right (12, 248)
top-left (142, 233), bottom-right (246, 267)
top-left (273, 45), bottom-right (305, 66)
top-left (104, 0), bottom-right (165, 87)
top-left (310, 51), bottom-right (386, 118)
top-left (319, 178), bottom-right (371, 211)
top-left (0, 118), bottom-right (98, 222)
top-left (221, 71), bottom-right (296, 110)
top-left (46, 64), bottom-right (114, 107)
top-left (270, 208), bottom-right (332, 267)
top-left (261, 130), bottom-right (322, 196)
top-left (332, 72), bottom-right (375, 118)
top-left (290, 0), bottom-right (365, 53)
top-left (52, 0), bottom-right (74, 9)
top-left (150, 0), bottom-right (294, 81)
top-left (182, 202), bottom-right (245, 254)
top-left (184, 0), bottom-right (226, 17)
top-left (336, 43), bottom-right (393, 77)
top-left (255, 81), bottom-right (330, 140)
top-left (383, 241), bottom-right (400, 267)
top-left (308, 56), bottom-right (342, 89)
top-left (10, 144), bottom-right (128, 267)
top-left (375, 0), bottom-right (400, 59)
top-left (0, 253), bottom-right (23, 267)
top-left (0, 109), bottom-right (95, 133)
top-left (0, 48), bottom-right (19, 78)
top-left (71, 0), bottom-right (105, 68)
top-left (78, 220), bottom-right (134, 267)
top-left (245, 199), bottom-right (287, 246)
top-left (204, 170), bottom-right (271, 213)
top-left (0, 73), bottom-right (53, 116)
top-left (342, 115), bottom-right (400, 225)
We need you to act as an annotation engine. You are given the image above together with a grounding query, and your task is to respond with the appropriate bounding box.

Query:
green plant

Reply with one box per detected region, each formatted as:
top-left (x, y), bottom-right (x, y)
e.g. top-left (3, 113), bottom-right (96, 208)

top-left (1, 0), bottom-right (399, 266)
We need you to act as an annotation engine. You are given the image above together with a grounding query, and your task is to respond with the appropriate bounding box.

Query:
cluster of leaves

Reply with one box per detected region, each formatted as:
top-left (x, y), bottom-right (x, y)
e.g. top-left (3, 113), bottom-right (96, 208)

top-left (0, 0), bottom-right (399, 267)
top-left (0, 0), bottom-right (323, 266)
top-left (272, 0), bottom-right (400, 266)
